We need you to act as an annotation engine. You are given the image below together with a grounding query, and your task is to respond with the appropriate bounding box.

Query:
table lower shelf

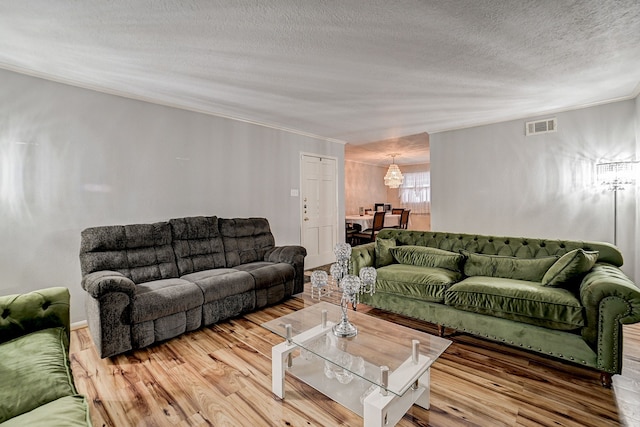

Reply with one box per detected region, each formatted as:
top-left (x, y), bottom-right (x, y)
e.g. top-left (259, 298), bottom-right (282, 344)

top-left (287, 355), bottom-right (377, 417)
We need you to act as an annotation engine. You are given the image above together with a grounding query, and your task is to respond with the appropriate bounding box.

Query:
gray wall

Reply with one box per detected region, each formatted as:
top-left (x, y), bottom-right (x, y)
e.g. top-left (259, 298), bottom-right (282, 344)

top-left (431, 99), bottom-right (638, 280)
top-left (0, 69), bottom-right (344, 323)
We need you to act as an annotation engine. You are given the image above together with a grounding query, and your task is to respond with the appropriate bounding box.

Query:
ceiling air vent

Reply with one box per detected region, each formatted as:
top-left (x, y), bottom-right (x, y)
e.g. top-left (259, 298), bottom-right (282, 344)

top-left (525, 118), bottom-right (557, 136)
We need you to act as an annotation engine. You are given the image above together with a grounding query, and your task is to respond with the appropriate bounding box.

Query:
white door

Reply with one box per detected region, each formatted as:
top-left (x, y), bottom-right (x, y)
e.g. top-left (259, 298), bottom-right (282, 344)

top-left (301, 154), bottom-right (338, 268)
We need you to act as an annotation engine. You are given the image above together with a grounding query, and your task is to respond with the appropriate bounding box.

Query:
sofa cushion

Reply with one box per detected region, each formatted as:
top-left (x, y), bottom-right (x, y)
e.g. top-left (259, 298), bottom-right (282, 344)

top-left (444, 276), bottom-right (584, 330)
top-left (169, 216), bottom-right (227, 275)
top-left (462, 250), bottom-right (558, 282)
top-left (1, 395), bottom-right (90, 427)
top-left (0, 327), bottom-right (76, 423)
top-left (181, 268), bottom-right (255, 301)
top-left (542, 249), bottom-right (599, 287)
top-left (219, 218), bottom-right (276, 267)
top-left (131, 278), bottom-right (204, 323)
top-left (375, 238), bottom-right (397, 268)
top-left (376, 264), bottom-right (462, 303)
top-left (80, 221), bottom-right (179, 283)
top-left (391, 246), bottom-right (465, 272)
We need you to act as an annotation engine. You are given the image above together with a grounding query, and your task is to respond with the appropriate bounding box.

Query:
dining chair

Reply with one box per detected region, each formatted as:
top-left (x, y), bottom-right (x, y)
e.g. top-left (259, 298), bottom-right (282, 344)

top-left (400, 209), bottom-right (411, 229)
top-left (374, 203), bottom-right (385, 212)
top-left (345, 222), bottom-right (361, 246)
top-left (391, 208), bottom-right (404, 215)
top-left (353, 211), bottom-right (386, 244)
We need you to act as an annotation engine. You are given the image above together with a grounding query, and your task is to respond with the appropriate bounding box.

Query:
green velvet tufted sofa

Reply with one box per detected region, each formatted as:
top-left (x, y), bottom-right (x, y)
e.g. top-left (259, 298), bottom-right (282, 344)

top-left (349, 229), bottom-right (640, 387)
top-left (0, 287), bottom-right (91, 426)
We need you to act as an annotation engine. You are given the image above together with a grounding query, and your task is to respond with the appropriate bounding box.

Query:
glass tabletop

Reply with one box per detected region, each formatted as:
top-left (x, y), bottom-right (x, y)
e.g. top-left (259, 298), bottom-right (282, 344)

top-left (263, 302), bottom-right (451, 397)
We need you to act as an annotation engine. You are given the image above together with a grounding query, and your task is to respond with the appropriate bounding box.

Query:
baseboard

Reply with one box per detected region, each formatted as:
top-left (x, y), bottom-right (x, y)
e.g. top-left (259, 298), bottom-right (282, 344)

top-left (71, 320), bottom-right (88, 330)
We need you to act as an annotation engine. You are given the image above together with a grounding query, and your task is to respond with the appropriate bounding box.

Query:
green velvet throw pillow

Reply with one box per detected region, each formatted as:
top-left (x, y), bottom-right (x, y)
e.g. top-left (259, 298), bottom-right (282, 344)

top-left (0, 327), bottom-right (76, 423)
top-left (375, 238), bottom-right (397, 268)
top-left (542, 248), bottom-right (599, 287)
top-left (390, 246), bottom-right (465, 272)
top-left (462, 250), bottom-right (558, 282)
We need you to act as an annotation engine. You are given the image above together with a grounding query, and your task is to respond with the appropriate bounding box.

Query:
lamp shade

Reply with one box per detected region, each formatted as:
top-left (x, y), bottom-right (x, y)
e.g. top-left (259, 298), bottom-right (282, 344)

top-left (596, 161), bottom-right (638, 190)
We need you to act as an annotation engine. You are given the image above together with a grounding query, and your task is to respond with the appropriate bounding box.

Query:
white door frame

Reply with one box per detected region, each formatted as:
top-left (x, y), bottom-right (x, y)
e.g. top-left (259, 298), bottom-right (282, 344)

top-left (300, 152), bottom-right (340, 268)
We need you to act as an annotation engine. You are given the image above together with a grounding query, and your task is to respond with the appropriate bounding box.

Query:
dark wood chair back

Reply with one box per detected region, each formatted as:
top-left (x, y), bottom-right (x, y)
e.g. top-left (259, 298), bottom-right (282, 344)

top-left (352, 211), bottom-right (386, 244)
top-left (372, 211), bottom-right (386, 231)
top-left (391, 208), bottom-right (404, 214)
top-left (400, 209), bottom-right (410, 229)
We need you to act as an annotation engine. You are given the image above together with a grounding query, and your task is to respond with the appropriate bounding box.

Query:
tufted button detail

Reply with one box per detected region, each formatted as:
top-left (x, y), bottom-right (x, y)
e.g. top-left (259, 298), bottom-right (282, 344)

top-left (560, 244), bottom-right (566, 248)
top-left (488, 239), bottom-right (493, 242)
top-left (1, 308), bottom-right (9, 319)
top-left (504, 240), bottom-right (510, 244)
top-left (473, 237), bottom-right (478, 241)
top-left (522, 241), bottom-right (528, 246)
top-left (42, 301), bottom-right (51, 310)
top-left (540, 242), bottom-right (546, 247)
top-left (458, 236), bottom-right (463, 240)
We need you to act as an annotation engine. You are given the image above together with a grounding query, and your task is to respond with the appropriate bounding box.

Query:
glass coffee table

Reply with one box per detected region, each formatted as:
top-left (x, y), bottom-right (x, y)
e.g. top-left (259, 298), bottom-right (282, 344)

top-left (263, 302), bottom-right (451, 427)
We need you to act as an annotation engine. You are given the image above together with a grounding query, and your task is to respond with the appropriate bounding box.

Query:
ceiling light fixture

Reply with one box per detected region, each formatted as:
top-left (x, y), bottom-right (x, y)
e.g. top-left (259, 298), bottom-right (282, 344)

top-left (384, 154), bottom-right (404, 188)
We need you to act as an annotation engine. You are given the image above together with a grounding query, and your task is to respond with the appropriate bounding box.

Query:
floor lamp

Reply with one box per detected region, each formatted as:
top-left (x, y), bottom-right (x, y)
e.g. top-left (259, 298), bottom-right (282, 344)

top-left (596, 161), bottom-right (638, 245)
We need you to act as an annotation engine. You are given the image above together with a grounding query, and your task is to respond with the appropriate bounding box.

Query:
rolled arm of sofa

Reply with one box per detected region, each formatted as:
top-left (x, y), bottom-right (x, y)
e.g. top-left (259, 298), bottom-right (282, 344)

top-left (81, 270), bottom-right (136, 299)
top-left (0, 287), bottom-right (70, 345)
top-left (579, 263), bottom-right (640, 373)
top-left (265, 245), bottom-right (308, 294)
top-left (349, 242), bottom-right (376, 276)
top-left (81, 271), bottom-right (136, 358)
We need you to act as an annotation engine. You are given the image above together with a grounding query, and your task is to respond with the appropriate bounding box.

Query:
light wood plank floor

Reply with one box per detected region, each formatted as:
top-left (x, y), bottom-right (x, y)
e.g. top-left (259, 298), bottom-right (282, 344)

top-left (70, 283), bottom-right (640, 426)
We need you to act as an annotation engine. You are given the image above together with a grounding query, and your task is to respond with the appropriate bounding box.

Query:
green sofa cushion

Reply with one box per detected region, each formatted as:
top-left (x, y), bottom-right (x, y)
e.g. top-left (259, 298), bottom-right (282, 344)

top-left (376, 264), bottom-right (462, 303)
top-left (542, 248), bottom-right (599, 287)
top-left (0, 327), bottom-right (76, 423)
top-left (444, 276), bottom-right (584, 330)
top-left (462, 250), bottom-right (558, 282)
top-left (390, 246), bottom-right (465, 272)
top-left (375, 238), bottom-right (397, 268)
top-left (1, 395), bottom-right (90, 427)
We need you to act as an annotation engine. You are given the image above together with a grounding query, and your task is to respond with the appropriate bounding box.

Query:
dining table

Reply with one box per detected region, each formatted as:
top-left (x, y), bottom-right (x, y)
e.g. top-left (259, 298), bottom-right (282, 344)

top-left (345, 213), bottom-right (401, 230)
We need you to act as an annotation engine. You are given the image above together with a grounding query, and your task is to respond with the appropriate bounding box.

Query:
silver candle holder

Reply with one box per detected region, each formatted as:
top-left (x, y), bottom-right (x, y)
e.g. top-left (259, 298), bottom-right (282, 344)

top-left (329, 243), bottom-right (376, 338)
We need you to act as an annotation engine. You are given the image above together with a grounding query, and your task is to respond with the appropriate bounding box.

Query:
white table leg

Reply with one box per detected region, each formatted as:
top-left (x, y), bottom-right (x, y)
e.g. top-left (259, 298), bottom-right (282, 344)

top-left (363, 386), bottom-right (426, 427)
top-left (414, 368), bottom-right (430, 409)
top-left (272, 341), bottom-right (297, 399)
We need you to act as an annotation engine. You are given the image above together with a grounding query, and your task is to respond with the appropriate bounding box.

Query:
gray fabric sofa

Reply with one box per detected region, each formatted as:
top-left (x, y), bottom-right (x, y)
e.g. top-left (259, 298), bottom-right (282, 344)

top-left (79, 216), bottom-right (306, 358)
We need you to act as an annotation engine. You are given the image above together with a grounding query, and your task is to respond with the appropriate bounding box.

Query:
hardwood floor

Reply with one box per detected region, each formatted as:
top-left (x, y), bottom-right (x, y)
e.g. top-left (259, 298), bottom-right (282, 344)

top-left (70, 283), bottom-right (640, 427)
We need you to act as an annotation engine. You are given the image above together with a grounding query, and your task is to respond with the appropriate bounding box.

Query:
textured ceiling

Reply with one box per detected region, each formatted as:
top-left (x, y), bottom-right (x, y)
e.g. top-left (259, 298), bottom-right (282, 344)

top-left (1, 1), bottom-right (639, 156)
top-left (345, 133), bottom-right (429, 166)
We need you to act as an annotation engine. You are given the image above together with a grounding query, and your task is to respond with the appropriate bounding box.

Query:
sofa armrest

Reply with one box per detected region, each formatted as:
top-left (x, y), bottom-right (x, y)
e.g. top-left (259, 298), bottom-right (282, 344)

top-left (81, 271), bottom-right (136, 358)
top-left (265, 246), bottom-right (307, 294)
top-left (81, 270), bottom-right (136, 299)
top-left (0, 287), bottom-right (70, 345)
top-left (349, 242), bottom-right (376, 276)
top-left (579, 263), bottom-right (640, 372)
top-left (265, 245), bottom-right (307, 264)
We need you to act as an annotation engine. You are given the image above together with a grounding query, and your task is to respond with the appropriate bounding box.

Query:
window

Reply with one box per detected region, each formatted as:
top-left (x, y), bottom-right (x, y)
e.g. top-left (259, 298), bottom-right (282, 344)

top-left (399, 171), bottom-right (430, 214)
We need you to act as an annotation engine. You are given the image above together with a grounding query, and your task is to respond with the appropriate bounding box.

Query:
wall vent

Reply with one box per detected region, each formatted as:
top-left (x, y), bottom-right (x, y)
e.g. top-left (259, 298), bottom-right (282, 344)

top-left (525, 118), bottom-right (557, 136)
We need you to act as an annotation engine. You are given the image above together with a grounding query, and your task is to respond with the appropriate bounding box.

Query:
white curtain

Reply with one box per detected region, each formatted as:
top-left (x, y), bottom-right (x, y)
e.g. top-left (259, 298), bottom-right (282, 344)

top-left (399, 172), bottom-right (430, 214)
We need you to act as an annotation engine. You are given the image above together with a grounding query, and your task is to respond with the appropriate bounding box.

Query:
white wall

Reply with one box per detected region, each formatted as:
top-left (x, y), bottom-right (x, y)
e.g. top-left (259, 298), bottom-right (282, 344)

top-left (0, 69), bottom-right (344, 323)
top-left (636, 94), bottom-right (640, 282)
top-left (431, 100), bottom-right (638, 280)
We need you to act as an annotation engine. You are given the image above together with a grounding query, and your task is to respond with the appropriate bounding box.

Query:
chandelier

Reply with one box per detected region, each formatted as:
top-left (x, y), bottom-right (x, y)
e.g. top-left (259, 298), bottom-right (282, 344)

top-left (384, 154), bottom-right (404, 188)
